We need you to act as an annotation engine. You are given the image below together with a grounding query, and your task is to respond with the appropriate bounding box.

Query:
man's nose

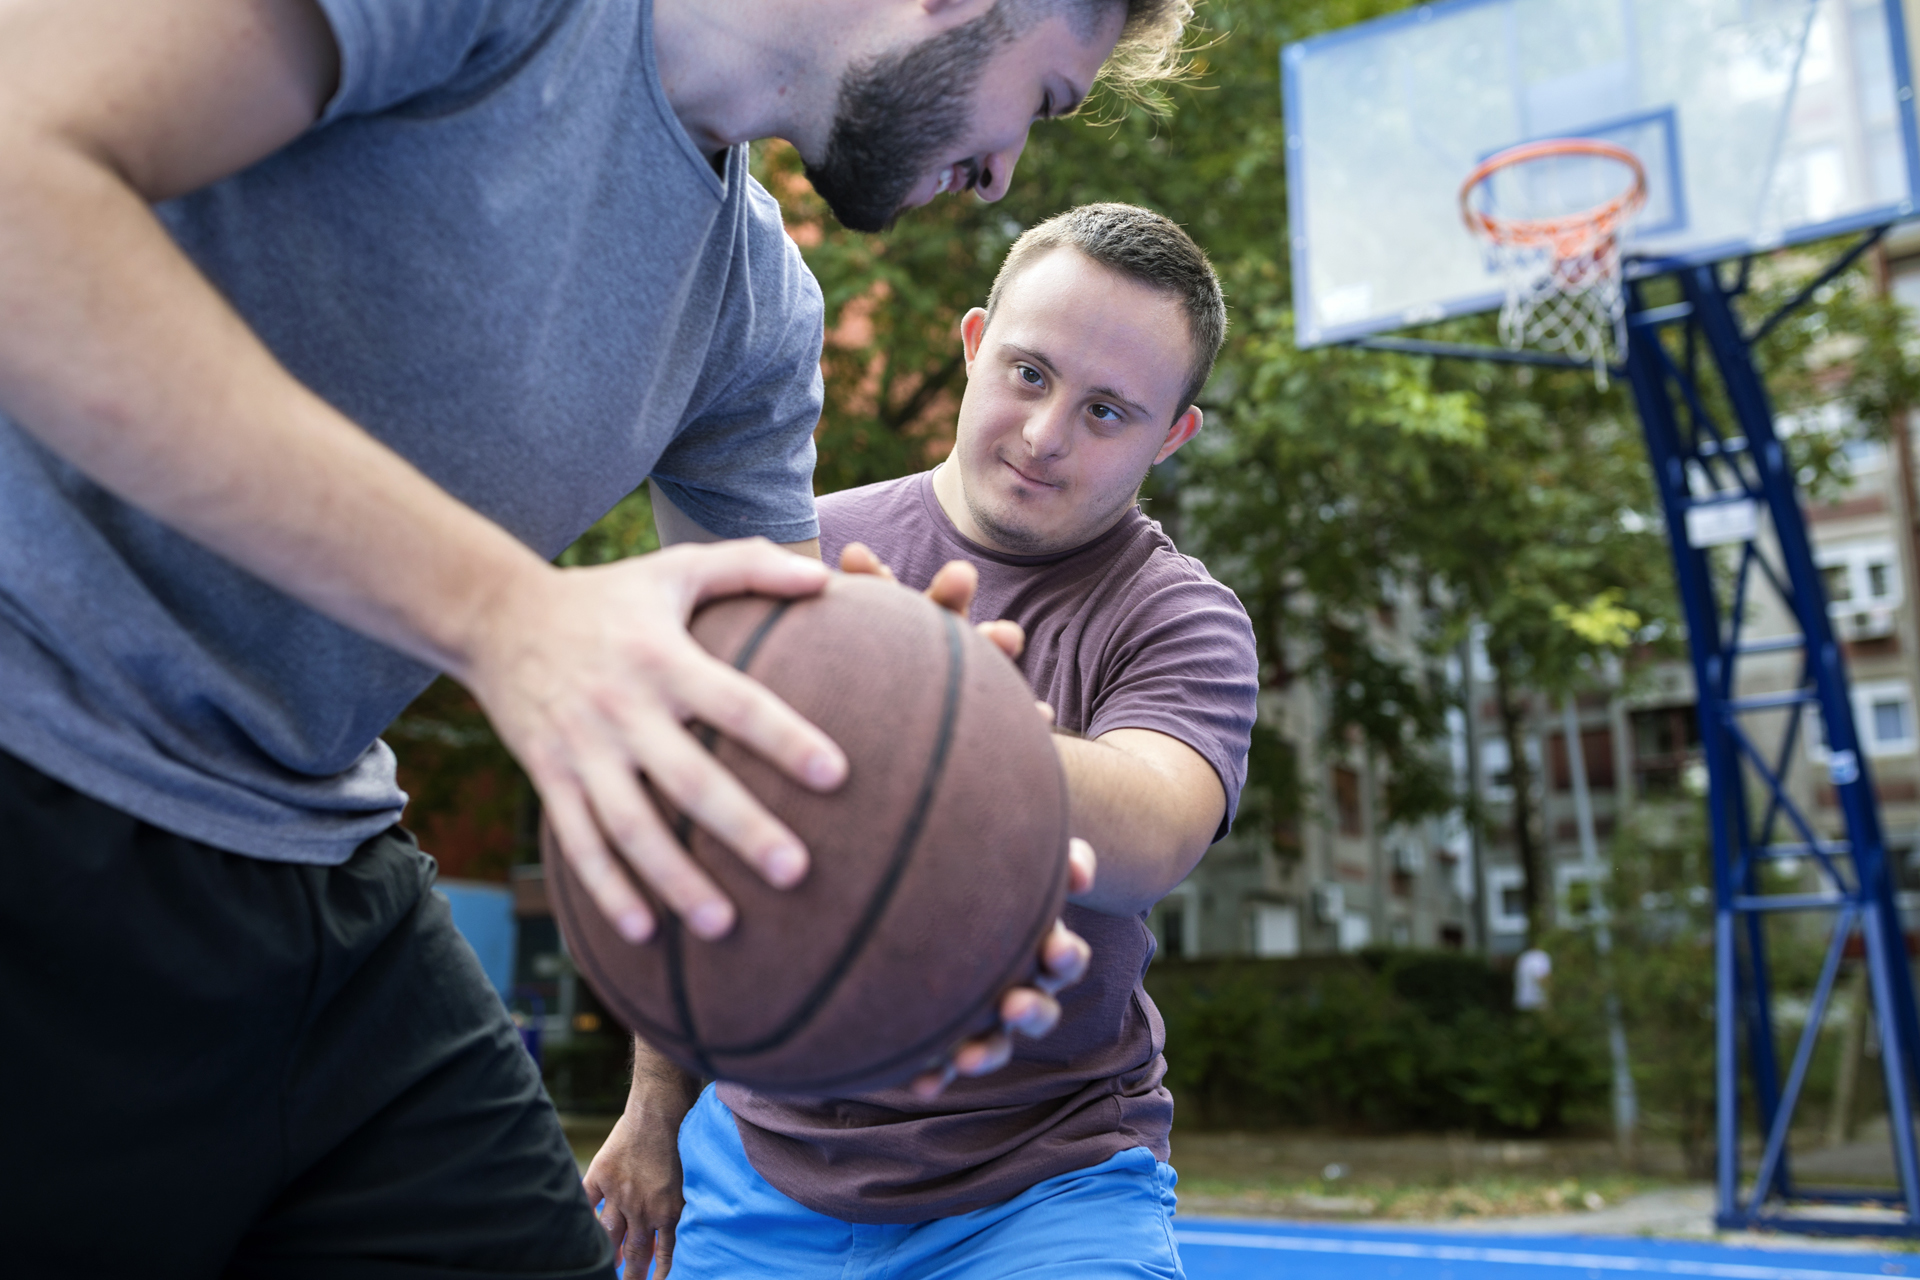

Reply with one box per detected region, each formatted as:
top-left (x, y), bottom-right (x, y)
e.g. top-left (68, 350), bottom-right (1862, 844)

top-left (974, 131), bottom-right (1030, 203)
top-left (1023, 401), bottom-right (1073, 458)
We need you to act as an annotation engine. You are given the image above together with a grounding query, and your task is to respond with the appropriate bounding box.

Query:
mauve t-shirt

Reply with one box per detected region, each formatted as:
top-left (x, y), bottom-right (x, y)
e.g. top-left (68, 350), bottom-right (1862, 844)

top-left (718, 469), bottom-right (1259, 1223)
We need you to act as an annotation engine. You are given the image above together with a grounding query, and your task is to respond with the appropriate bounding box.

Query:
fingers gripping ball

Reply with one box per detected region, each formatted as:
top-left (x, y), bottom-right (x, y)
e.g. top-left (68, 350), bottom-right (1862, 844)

top-left (543, 574), bottom-right (1071, 1094)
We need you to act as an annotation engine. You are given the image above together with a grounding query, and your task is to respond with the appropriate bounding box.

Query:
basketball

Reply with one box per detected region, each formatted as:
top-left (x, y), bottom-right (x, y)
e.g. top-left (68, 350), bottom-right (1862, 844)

top-left (542, 573), bottom-right (1071, 1093)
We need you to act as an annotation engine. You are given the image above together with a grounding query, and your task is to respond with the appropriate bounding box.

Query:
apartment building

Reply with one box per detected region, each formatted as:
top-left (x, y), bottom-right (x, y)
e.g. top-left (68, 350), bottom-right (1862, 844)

top-left (1151, 591), bottom-right (1479, 961)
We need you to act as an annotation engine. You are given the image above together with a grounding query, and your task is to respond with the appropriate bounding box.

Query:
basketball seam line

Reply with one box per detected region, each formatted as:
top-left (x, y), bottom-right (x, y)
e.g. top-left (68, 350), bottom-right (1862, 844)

top-left (759, 752), bottom-right (1072, 1094)
top-left (701, 607), bottom-right (966, 1061)
top-left (663, 597), bottom-right (796, 1075)
top-left (550, 601), bottom-right (802, 1062)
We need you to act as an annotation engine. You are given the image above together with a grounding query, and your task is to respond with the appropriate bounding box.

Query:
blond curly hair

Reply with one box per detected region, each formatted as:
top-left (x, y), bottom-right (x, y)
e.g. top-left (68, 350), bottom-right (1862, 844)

top-left (1007, 0), bottom-right (1198, 105)
top-left (1096, 0), bottom-right (1198, 100)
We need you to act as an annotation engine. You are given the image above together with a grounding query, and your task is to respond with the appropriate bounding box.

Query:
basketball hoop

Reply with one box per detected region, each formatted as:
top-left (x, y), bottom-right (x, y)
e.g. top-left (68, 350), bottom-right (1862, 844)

top-left (1460, 139), bottom-right (1648, 387)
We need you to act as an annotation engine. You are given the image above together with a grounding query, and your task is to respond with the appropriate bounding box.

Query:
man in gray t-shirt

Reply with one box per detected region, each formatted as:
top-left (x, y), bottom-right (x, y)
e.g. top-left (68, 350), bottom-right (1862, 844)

top-left (0, 1), bottom-right (1195, 1272)
top-left (592, 206), bottom-right (1257, 1278)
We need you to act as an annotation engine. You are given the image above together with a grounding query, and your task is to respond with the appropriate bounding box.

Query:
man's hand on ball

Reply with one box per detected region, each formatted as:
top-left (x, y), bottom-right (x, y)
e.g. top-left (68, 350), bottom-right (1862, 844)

top-left (457, 540), bottom-right (847, 944)
top-left (907, 837), bottom-right (1097, 1097)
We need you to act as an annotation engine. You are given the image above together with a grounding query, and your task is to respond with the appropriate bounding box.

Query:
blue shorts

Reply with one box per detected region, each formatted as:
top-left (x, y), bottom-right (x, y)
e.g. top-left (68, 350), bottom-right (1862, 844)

top-left (668, 1086), bottom-right (1185, 1279)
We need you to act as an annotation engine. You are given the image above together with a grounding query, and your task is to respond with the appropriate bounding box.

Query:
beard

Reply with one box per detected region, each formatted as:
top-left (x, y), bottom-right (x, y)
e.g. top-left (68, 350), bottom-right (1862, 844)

top-left (804, 7), bottom-right (1010, 233)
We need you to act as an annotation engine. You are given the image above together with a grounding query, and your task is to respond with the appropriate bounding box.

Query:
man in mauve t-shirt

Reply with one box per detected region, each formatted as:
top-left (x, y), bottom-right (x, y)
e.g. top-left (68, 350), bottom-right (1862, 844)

top-left (589, 203), bottom-right (1258, 1278)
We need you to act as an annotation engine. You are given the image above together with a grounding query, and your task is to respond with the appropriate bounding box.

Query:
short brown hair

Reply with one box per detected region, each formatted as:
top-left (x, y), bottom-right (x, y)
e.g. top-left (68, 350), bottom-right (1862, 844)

top-left (984, 203), bottom-right (1227, 416)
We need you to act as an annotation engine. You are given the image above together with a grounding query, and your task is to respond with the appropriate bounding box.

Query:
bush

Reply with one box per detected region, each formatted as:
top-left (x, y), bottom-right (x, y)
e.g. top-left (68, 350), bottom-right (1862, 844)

top-left (1147, 950), bottom-right (1608, 1134)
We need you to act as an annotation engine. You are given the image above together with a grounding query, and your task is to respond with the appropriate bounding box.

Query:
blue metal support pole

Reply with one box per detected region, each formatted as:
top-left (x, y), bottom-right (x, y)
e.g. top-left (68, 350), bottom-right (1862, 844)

top-left (1622, 258), bottom-right (1920, 1236)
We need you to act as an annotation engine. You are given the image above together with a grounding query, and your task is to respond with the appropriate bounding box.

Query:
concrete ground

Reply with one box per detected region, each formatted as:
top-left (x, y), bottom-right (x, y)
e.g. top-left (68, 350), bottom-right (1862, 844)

top-left (1169, 1125), bottom-right (1920, 1248)
top-left (563, 1114), bottom-right (1920, 1249)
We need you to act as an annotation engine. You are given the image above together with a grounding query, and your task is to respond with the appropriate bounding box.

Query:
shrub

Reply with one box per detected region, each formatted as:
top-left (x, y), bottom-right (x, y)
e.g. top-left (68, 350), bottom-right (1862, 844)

top-left (1147, 950), bottom-right (1608, 1134)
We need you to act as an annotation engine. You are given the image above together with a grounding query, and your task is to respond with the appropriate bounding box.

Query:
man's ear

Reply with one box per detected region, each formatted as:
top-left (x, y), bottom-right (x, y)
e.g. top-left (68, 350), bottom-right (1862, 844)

top-left (960, 307), bottom-right (989, 370)
top-left (1154, 405), bottom-right (1203, 465)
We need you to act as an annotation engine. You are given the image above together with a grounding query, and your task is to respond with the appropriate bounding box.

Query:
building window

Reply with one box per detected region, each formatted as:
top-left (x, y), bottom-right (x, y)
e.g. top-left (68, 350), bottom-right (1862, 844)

top-left (1818, 541), bottom-right (1901, 642)
top-left (1859, 681), bottom-right (1917, 756)
top-left (1487, 865), bottom-right (1528, 935)
top-left (1481, 738), bottom-right (1514, 801)
top-left (1337, 911), bottom-right (1373, 952)
top-left (1874, 696), bottom-right (1910, 745)
top-left (1631, 705), bottom-right (1702, 797)
top-left (1158, 904), bottom-right (1185, 958)
top-left (1557, 865), bottom-right (1604, 926)
top-left (1549, 727), bottom-right (1617, 792)
top-left (1252, 903), bottom-right (1300, 958)
top-left (1332, 765), bottom-right (1364, 837)
top-left (1807, 680), bottom-right (1918, 760)
top-left (1153, 891), bottom-right (1198, 962)
top-left (1817, 541), bottom-right (1901, 610)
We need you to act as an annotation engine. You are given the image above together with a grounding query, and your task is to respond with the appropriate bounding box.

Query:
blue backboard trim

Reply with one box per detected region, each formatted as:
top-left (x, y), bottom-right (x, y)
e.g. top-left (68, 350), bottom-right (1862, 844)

top-left (1282, 41), bottom-right (1313, 352)
top-left (1886, 0), bottom-right (1920, 214)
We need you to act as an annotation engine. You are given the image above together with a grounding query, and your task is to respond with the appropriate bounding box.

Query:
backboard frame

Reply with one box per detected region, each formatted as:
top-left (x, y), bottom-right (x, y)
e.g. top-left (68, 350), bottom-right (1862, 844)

top-left (1283, 0), bottom-right (1920, 349)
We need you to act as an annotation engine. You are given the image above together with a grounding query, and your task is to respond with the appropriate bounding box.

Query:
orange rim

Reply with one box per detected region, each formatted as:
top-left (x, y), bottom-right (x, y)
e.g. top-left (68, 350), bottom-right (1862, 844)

top-left (1460, 139), bottom-right (1648, 258)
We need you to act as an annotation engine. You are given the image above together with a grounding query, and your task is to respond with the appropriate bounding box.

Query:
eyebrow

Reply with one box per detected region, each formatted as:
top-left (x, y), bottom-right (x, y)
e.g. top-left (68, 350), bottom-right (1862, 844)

top-left (1000, 341), bottom-right (1153, 419)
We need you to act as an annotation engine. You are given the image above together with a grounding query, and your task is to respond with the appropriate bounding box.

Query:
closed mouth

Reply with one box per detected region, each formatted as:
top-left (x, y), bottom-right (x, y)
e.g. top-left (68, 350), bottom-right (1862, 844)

top-left (1003, 459), bottom-right (1059, 490)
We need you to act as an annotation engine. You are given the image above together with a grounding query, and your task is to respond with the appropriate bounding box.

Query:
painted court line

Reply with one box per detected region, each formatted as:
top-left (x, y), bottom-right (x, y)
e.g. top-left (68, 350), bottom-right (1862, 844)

top-left (1172, 1231), bottom-right (1902, 1279)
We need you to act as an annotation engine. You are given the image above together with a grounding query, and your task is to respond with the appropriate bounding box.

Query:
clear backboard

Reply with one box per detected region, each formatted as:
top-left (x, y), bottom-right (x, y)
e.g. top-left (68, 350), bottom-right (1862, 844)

top-left (1284, 0), bottom-right (1920, 347)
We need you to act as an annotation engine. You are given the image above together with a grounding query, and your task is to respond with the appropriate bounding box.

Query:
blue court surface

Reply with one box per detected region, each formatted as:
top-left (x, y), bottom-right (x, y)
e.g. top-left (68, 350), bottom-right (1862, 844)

top-left (1174, 1219), bottom-right (1920, 1280)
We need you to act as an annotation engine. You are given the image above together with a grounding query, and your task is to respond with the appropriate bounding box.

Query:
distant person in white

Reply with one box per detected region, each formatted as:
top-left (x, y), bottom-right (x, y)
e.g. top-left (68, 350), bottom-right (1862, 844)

top-left (1515, 947), bottom-right (1553, 1011)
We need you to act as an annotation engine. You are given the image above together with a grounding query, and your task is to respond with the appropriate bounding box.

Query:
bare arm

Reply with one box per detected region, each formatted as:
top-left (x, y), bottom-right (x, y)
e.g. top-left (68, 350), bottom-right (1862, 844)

top-left (1057, 728), bottom-right (1225, 918)
top-left (0, 0), bottom-right (847, 941)
top-left (582, 1038), bottom-right (703, 1278)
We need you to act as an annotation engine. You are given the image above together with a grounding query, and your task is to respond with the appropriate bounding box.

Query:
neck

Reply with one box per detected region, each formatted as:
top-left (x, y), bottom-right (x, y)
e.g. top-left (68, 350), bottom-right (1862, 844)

top-left (930, 459), bottom-right (986, 544)
top-left (651, 0), bottom-right (876, 161)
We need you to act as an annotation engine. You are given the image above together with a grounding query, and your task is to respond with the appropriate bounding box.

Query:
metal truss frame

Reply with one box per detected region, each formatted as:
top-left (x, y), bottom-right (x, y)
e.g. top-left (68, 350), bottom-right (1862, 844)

top-left (1345, 228), bottom-right (1920, 1236)
top-left (1621, 236), bottom-right (1920, 1236)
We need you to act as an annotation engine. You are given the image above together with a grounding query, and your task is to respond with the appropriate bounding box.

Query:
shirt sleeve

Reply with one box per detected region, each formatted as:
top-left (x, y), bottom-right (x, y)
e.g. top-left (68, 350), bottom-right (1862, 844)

top-left (312, 0), bottom-right (557, 123)
top-left (648, 181), bottom-right (825, 544)
top-left (1084, 574), bottom-right (1261, 842)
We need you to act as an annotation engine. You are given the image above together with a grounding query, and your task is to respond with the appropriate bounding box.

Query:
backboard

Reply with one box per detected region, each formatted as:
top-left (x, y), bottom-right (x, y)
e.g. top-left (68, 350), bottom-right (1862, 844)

top-left (1284, 0), bottom-right (1920, 348)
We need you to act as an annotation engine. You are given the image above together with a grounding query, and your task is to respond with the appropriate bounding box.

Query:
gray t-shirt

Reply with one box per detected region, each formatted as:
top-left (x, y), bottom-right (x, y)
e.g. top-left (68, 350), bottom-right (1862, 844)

top-left (720, 470), bottom-right (1260, 1223)
top-left (0, 0), bottom-right (824, 863)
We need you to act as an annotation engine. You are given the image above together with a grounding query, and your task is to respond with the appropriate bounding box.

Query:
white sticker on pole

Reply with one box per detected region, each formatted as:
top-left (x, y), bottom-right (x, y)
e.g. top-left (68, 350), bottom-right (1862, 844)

top-left (1684, 498), bottom-right (1758, 549)
top-left (1830, 749), bottom-right (1860, 786)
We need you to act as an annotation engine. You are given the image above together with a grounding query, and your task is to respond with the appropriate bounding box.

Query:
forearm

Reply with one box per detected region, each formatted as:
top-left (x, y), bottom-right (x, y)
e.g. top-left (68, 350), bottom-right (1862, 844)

top-left (627, 1034), bottom-right (703, 1121)
top-left (1056, 730), bottom-right (1223, 918)
top-left (0, 134), bottom-right (550, 675)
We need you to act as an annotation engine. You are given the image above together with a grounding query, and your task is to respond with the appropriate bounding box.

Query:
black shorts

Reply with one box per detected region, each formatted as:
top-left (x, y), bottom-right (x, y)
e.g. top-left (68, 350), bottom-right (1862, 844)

top-left (0, 750), bottom-right (614, 1279)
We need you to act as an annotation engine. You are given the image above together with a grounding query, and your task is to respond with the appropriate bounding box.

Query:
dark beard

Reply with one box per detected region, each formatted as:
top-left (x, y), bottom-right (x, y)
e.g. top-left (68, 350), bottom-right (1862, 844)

top-left (804, 7), bottom-right (1010, 233)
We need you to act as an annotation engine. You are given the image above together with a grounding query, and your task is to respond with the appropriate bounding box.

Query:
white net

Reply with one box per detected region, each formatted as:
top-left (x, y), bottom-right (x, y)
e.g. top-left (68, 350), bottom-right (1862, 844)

top-left (1465, 141), bottom-right (1646, 390)
top-left (1487, 229), bottom-right (1627, 388)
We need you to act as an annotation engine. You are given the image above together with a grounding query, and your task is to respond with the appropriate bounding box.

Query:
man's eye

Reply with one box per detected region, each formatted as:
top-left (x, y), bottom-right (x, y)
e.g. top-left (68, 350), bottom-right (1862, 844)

top-left (1019, 365), bottom-right (1044, 385)
top-left (1090, 404), bottom-right (1119, 420)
